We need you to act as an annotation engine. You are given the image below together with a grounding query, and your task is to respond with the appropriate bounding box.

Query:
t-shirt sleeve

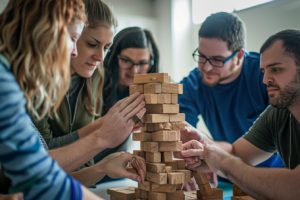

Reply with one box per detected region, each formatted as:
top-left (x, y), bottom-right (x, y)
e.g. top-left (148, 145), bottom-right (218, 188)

top-left (178, 69), bottom-right (201, 128)
top-left (0, 64), bottom-right (82, 200)
top-left (243, 106), bottom-right (277, 153)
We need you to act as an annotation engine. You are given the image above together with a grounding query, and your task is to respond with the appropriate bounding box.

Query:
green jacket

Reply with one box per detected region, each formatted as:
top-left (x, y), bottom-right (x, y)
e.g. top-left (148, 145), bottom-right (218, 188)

top-left (34, 71), bottom-right (103, 168)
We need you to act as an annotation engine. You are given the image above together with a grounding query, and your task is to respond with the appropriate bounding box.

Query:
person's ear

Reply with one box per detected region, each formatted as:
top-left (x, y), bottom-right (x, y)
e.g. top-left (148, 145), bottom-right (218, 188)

top-left (236, 49), bottom-right (245, 66)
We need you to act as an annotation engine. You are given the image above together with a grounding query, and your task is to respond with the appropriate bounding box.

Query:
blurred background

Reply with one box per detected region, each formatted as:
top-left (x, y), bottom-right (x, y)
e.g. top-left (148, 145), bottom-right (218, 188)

top-left (1, 0), bottom-right (300, 142)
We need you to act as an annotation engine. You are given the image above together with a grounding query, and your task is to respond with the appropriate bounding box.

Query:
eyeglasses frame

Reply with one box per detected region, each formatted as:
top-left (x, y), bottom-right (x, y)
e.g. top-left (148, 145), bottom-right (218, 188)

top-left (117, 55), bottom-right (154, 72)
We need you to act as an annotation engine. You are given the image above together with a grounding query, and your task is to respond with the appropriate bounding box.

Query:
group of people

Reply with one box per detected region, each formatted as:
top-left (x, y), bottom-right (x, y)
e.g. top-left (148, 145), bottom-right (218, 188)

top-left (0, 0), bottom-right (299, 199)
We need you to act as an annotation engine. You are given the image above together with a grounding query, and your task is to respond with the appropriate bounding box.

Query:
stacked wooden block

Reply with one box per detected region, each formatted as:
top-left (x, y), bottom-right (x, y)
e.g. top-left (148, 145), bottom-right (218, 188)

top-left (195, 172), bottom-right (223, 200)
top-left (231, 185), bottom-right (255, 200)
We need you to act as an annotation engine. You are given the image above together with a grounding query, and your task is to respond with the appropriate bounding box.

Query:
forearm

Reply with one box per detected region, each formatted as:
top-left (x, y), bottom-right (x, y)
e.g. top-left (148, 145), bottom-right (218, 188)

top-left (78, 117), bottom-right (104, 138)
top-left (70, 166), bottom-right (106, 187)
top-left (81, 186), bottom-right (104, 200)
top-left (49, 132), bottom-right (106, 173)
top-left (221, 156), bottom-right (300, 199)
top-left (48, 130), bottom-right (79, 149)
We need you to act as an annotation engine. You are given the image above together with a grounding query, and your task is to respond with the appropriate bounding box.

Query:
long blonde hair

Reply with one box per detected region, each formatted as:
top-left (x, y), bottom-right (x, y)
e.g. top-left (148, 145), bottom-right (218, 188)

top-left (81, 0), bottom-right (118, 116)
top-left (0, 0), bottom-right (85, 120)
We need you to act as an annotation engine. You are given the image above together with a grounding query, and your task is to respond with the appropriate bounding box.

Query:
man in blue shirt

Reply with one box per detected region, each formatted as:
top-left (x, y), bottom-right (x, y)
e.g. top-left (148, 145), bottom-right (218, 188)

top-left (179, 12), bottom-right (284, 182)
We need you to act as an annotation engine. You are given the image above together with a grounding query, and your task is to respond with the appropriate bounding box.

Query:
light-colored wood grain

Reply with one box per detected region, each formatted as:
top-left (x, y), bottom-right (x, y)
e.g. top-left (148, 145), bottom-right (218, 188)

top-left (107, 187), bottom-right (136, 199)
top-left (169, 113), bottom-right (185, 122)
top-left (138, 181), bottom-right (151, 191)
top-left (198, 182), bottom-right (213, 196)
top-left (194, 173), bottom-right (209, 185)
top-left (151, 183), bottom-right (176, 193)
top-left (130, 85), bottom-right (144, 95)
top-left (171, 94), bottom-right (178, 104)
top-left (146, 152), bottom-right (161, 163)
top-left (143, 94), bottom-right (158, 104)
top-left (157, 93), bottom-right (172, 104)
top-left (159, 141), bottom-right (183, 152)
top-left (161, 83), bottom-right (183, 94)
top-left (146, 162), bottom-right (166, 173)
top-left (134, 73), bottom-right (169, 84)
top-left (233, 185), bottom-right (247, 196)
top-left (145, 104), bottom-right (179, 114)
top-left (135, 188), bottom-right (141, 198)
top-left (184, 191), bottom-right (198, 200)
top-left (197, 188), bottom-right (223, 200)
top-left (151, 130), bottom-right (180, 142)
top-left (150, 122), bottom-right (185, 131)
top-left (176, 170), bottom-right (192, 181)
top-left (146, 172), bottom-right (167, 184)
top-left (162, 152), bottom-right (173, 162)
top-left (133, 150), bottom-right (145, 159)
top-left (132, 132), bottom-right (152, 141)
top-left (142, 114), bottom-right (169, 123)
top-left (141, 142), bottom-right (158, 152)
top-left (168, 172), bottom-right (185, 184)
top-left (165, 166), bottom-right (173, 173)
top-left (144, 83), bottom-right (162, 94)
top-left (149, 191), bottom-right (166, 200)
top-left (141, 190), bottom-right (148, 199)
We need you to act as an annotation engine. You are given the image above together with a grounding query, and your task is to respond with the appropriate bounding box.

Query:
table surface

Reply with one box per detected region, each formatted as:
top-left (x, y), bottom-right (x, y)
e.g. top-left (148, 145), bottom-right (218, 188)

top-left (89, 179), bottom-right (233, 200)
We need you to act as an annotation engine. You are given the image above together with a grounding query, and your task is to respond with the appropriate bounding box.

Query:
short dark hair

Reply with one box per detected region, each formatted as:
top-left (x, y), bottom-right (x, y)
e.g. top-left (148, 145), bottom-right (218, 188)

top-left (260, 29), bottom-right (300, 66)
top-left (198, 12), bottom-right (245, 52)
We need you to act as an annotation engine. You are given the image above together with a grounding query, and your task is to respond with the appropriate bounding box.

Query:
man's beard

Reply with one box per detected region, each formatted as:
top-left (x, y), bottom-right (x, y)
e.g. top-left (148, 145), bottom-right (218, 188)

top-left (269, 72), bottom-right (300, 109)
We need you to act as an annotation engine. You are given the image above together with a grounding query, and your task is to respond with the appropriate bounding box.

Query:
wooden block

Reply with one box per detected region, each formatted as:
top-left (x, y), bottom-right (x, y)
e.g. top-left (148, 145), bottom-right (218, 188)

top-left (168, 172), bottom-right (185, 184)
top-left (152, 130), bottom-right (180, 142)
top-left (197, 188), bottom-right (223, 200)
top-left (171, 94), bottom-right (178, 104)
top-left (145, 104), bottom-right (179, 114)
top-left (159, 142), bottom-right (182, 152)
top-left (198, 182), bottom-right (213, 196)
top-left (162, 152), bottom-right (173, 162)
top-left (173, 158), bottom-right (185, 169)
top-left (130, 85), bottom-right (144, 95)
top-left (166, 190), bottom-right (184, 200)
top-left (233, 185), bottom-right (247, 196)
top-left (168, 76), bottom-right (171, 83)
top-left (176, 184), bottom-right (183, 190)
top-left (133, 132), bottom-right (152, 141)
top-left (141, 124), bottom-right (147, 132)
top-left (138, 181), bottom-right (152, 191)
top-left (146, 172), bottom-right (167, 184)
top-left (135, 188), bottom-right (141, 198)
top-left (151, 183), bottom-right (176, 193)
top-left (169, 113), bottom-right (185, 122)
top-left (143, 114), bottom-right (169, 123)
top-left (184, 191), bottom-right (197, 200)
top-left (149, 191), bottom-right (166, 200)
top-left (176, 170), bottom-right (192, 181)
top-left (157, 93), bottom-right (172, 104)
top-left (143, 94), bottom-right (158, 104)
top-left (161, 83), bottom-right (183, 94)
top-left (141, 190), bottom-right (148, 199)
top-left (163, 160), bottom-right (177, 170)
top-left (146, 152), bottom-right (161, 163)
top-left (194, 173), bottom-right (209, 185)
top-left (165, 166), bottom-right (173, 173)
top-left (141, 142), bottom-right (158, 152)
top-left (146, 163), bottom-right (166, 173)
top-left (144, 83), bottom-right (162, 94)
top-left (133, 150), bottom-right (145, 159)
top-left (126, 166), bottom-right (138, 175)
top-left (134, 73), bottom-right (169, 84)
top-left (107, 187), bottom-right (136, 199)
top-left (231, 196), bottom-right (255, 200)
top-left (147, 123), bottom-right (154, 132)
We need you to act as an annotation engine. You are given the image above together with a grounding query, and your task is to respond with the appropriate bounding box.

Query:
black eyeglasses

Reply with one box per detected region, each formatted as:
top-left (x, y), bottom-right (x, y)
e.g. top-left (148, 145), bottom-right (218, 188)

top-left (117, 56), bottom-right (154, 73)
top-left (192, 48), bottom-right (238, 68)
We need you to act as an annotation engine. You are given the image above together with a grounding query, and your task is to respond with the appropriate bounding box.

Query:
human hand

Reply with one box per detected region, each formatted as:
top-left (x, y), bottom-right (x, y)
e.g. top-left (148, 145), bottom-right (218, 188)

top-left (180, 122), bottom-right (204, 143)
top-left (132, 124), bottom-right (142, 132)
top-left (98, 152), bottom-right (123, 164)
top-left (0, 193), bottom-right (23, 200)
top-left (96, 92), bottom-right (146, 148)
top-left (97, 152), bottom-right (146, 183)
top-left (206, 172), bottom-right (218, 188)
top-left (182, 178), bottom-right (197, 191)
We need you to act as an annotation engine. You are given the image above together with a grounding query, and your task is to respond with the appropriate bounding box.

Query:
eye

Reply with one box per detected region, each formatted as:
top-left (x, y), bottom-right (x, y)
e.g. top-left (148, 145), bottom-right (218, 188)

top-left (272, 68), bottom-right (280, 72)
top-left (88, 43), bottom-right (96, 47)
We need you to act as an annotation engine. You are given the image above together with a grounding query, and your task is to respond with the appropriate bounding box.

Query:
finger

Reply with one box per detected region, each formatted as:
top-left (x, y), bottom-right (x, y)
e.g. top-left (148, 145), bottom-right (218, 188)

top-left (181, 149), bottom-right (204, 157)
top-left (128, 154), bottom-right (146, 183)
top-left (182, 181), bottom-right (191, 191)
top-left (122, 170), bottom-right (143, 183)
top-left (120, 94), bottom-right (145, 117)
top-left (182, 140), bottom-right (202, 150)
top-left (213, 173), bottom-right (218, 188)
top-left (113, 96), bottom-right (128, 108)
top-left (127, 108), bottom-right (146, 127)
top-left (117, 92), bottom-right (142, 112)
top-left (124, 99), bottom-right (146, 120)
top-left (190, 179), bottom-right (198, 190)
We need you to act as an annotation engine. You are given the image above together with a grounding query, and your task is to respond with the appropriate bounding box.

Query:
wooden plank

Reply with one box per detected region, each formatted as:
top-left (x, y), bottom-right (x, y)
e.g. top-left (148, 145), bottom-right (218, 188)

top-left (126, 166), bottom-right (138, 175)
top-left (133, 150), bottom-right (145, 159)
top-left (168, 76), bottom-right (171, 83)
top-left (197, 188), bottom-right (223, 200)
top-left (144, 83), bottom-right (162, 94)
top-left (161, 83), bottom-right (183, 94)
top-left (151, 122), bottom-right (185, 131)
top-left (165, 166), bottom-right (173, 173)
top-left (176, 170), bottom-right (192, 181)
top-left (107, 187), bottom-right (136, 200)
top-left (169, 113), bottom-right (185, 122)
top-left (157, 93), bottom-right (172, 104)
top-left (138, 181), bottom-right (151, 191)
top-left (143, 94), bottom-right (158, 104)
top-left (184, 191), bottom-right (197, 200)
top-left (141, 124), bottom-right (147, 132)
top-left (141, 142), bottom-right (158, 152)
top-left (146, 172), bottom-right (167, 184)
top-left (146, 152), bottom-right (161, 163)
top-left (168, 172), bottom-right (185, 184)
top-left (151, 183), bottom-right (176, 193)
top-left (171, 94), bottom-right (178, 104)
top-left (159, 141), bottom-right (183, 152)
top-left (173, 158), bottom-right (185, 169)
top-left (194, 173), bottom-right (209, 185)
top-left (149, 191), bottom-right (166, 200)
top-left (145, 104), bottom-right (179, 114)
top-left (142, 114), bottom-right (169, 123)
top-left (162, 152), bottom-right (173, 162)
top-left (141, 190), bottom-right (148, 199)
top-left (163, 160), bottom-right (177, 170)
top-left (134, 73), bottom-right (169, 84)
top-left (233, 185), bottom-right (247, 196)
top-left (130, 85), bottom-right (144, 95)
top-left (135, 188), bottom-right (141, 198)
top-left (198, 182), bottom-right (213, 196)
top-left (231, 196), bottom-right (255, 200)
top-left (152, 130), bottom-right (180, 142)
top-left (146, 162), bottom-right (166, 173)
top-left (133, 132), bottom-right (152, 141)
top-left (166, 190), bottom-right (184, 200)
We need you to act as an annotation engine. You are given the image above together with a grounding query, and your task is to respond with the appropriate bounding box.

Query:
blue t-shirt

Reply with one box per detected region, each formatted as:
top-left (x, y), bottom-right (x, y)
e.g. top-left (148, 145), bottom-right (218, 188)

top-left (179, 52), bottom-right (284, 168)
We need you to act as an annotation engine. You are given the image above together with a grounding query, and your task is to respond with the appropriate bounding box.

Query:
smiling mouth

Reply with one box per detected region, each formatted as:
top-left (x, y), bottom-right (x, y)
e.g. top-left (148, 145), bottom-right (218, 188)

top-left (86, 63), bottom-right (97, 68)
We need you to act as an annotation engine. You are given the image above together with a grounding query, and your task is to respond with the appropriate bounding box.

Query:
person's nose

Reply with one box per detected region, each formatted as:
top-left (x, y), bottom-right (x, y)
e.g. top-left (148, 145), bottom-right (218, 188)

top-left (202, 60), bottom-right (213, 72)
top-left (263, 71), bottom-right (273, 85)
top-left (70, 42), bottom-right (78, 58)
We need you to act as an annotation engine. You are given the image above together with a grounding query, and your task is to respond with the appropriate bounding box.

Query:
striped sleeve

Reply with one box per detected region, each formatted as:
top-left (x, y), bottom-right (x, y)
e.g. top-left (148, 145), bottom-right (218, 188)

top-left (0, 63), bottom-right (82, 200)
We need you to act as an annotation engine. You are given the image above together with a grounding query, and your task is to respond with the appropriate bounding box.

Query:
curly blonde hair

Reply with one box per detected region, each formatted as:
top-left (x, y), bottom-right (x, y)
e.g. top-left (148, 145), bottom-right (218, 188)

top-left (0, 0), bottom-right (86, 120)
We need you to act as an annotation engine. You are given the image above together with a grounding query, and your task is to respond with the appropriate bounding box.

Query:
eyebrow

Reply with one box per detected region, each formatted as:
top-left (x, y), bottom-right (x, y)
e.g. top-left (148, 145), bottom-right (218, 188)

top-left (198, 51), bottom-right (227, 59)
top-left (120, 55), bottom-right (149, 62)
top-left (260, 62), bottom-right (282, 71)
top-left (90, 37), bottom-right (113, 46)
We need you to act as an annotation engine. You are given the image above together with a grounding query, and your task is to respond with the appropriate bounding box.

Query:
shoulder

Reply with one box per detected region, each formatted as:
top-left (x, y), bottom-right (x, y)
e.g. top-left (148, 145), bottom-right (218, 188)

top-left (243, 51), bottom-right (261, 70)
top-left (253, 105), bottom-right (289, 126)
top-left (180, 67), bottom-right (201, 85)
